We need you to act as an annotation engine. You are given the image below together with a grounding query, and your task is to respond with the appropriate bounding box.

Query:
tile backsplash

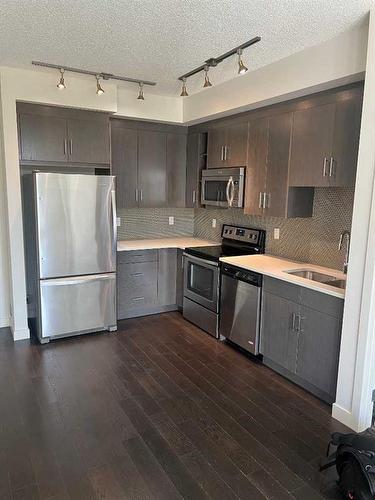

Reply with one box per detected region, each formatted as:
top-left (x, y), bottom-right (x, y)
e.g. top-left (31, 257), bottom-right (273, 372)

top-left (117, 188), bottom-right (354, 270)
top-left (117, 208), bottom-right (195, 240)
top-left (194, 188), bottom-right (355, 270)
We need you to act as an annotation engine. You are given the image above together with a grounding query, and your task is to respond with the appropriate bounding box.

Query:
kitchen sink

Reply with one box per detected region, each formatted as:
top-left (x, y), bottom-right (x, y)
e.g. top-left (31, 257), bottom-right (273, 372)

top-left (326, 279), bottom-right (346, 289)
top-left (285, 269), bottom-right (346, 289)
top-left (285, 269), bottom-right (337, 283)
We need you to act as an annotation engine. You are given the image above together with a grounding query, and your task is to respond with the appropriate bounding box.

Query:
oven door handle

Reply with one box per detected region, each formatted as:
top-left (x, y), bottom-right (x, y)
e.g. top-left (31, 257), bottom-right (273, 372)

top-left (183, 253), bottom-right (219, 267)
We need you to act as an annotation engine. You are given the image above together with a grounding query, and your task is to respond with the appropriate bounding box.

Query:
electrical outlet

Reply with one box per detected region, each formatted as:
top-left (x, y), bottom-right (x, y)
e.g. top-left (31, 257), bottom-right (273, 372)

top-left (116, 217), bottom-right (121, 227)
top-left (168, 216), bottom-right (174, 226)
top-left (274, 228), bottom-right (280, 240)
top-left (212, 219), bottom-right (217, 228)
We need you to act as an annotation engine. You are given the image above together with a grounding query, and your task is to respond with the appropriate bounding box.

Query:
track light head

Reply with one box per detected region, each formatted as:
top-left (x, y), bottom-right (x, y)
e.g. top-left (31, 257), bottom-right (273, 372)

top-left (137, 82), bottom-right (145, 100)
top-left (203, 65), bottom-right (212, 88)
top-left (96, 75), bottom-right (105, 95)
top-left (57, 68), bottom-right (66, 89)
top-left (237, 49), bottom-right (248, 75)
top-left (180, 78), bottom-right (188, 97)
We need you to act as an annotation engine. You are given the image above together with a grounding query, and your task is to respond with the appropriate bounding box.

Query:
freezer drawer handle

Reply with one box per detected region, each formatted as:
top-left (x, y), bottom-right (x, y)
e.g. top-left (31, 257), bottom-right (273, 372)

top-left (41, 274), bottom-right (115, 286)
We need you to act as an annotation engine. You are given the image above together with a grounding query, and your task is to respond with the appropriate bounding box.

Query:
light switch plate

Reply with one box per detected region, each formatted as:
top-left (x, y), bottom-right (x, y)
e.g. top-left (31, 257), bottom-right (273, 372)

top-left (116, 217), bottom-right (121, 227)
top-left (274, 228), bottom-right (280, 240)
top-left (212, 219), bottom-right (217, 228)
top-left (169, 216), bottom-right (174, 226)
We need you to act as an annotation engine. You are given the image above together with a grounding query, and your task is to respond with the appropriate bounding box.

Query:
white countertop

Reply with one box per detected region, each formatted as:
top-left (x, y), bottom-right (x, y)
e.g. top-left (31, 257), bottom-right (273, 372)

top-left (220, 254), bottom-right (346, 299)
top-left (117, 237), bottom-right (219, 252)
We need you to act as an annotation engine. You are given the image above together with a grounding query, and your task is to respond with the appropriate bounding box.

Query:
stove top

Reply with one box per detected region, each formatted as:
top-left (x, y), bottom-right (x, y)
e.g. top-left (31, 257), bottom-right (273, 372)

top-left (184, 225), bottom-right (266, 263)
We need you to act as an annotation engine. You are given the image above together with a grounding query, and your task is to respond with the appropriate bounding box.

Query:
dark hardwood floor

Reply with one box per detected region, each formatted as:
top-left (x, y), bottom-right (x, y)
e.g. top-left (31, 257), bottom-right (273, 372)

top-left (0, 312), bottom-right (349, 499)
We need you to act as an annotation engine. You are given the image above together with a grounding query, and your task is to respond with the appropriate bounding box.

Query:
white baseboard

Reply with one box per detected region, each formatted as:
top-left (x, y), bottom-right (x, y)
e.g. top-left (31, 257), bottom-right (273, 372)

top-left (11, 326), bottom-right (30, 341)
top-left (0, 316), bottom-right (10, 328)
top-left (332, 403), bottom-right (361, 431)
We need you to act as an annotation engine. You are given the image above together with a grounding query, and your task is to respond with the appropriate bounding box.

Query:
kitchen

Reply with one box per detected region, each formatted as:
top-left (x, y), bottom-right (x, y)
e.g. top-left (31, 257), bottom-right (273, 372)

top-left (1, 2), bottom-right (375, 499)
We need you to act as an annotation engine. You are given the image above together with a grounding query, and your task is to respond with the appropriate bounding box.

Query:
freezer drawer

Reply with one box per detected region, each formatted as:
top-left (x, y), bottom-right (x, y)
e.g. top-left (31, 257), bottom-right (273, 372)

top-left (39, 274), bottom-right (116, 340)
top-left (34, 173), bottom-right (116, 278)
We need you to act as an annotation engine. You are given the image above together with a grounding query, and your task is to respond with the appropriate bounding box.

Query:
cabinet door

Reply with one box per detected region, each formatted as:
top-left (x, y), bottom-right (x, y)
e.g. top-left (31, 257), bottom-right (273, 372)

top-left (138, 130), bottom-right (167, 207)
top-left (260, 291), bottom-right (299, 373)
top-left (67, 119), bottom-right (110, 164)
top-left (18, 113), bottom-right (68, 162)
top-left (244, 117), bottom-right (268, 215)
top-left (111, 127), bottom-right (138, 208)
top-left (207, 126), bottom-right (227, 168)
top-left (289, 103), bottom-right (335, 187)
top-left (226, 121), bottom-right (248, 167)
top-left (167, 133), bottom-right (187, 208)
top-left (157, 249), bottom-right (177, 306)
top-left (186, 133), bottom-right (206, 208)
top-left (296, 306), bottom-right (342, 400)
top-left (264, 113), bottom-right (292, 217)
top-left (330, 96), bottom-right (362, 187)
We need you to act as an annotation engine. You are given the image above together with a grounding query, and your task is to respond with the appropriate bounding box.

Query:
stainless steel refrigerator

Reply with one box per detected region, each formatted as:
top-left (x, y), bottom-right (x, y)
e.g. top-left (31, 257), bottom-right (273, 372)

top-left (22, 172), bottom-right (117, 343)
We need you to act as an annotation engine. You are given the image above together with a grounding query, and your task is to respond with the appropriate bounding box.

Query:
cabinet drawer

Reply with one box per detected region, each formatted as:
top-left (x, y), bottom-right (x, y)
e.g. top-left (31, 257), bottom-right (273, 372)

top-left (300, 287), bottom-right (344, 318)
top-left (119, 284), bottom-right (157, 309)
top-left (117, 249), bottom-right (158, 264)
top-left (263, 276), bottom-right (301, 303)
top-left (118, 262), bottom-right (157, 288)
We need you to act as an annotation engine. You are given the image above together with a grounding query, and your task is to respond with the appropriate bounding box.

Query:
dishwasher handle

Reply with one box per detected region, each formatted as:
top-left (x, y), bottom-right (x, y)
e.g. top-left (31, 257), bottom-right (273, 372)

top-left (221, 264), bottom-right (262, 287)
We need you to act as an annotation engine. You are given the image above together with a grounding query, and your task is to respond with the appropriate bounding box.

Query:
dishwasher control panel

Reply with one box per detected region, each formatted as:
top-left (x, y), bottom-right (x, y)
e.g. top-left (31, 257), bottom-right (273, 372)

top-left (221, 264), bottom-right (262, 287)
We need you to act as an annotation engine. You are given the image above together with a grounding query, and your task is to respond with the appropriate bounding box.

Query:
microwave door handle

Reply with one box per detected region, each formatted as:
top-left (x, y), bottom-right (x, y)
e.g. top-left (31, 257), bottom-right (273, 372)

top-left (226, 178), bottom-right (231, 206)
top-left (229, 177), bottom-right (235, 207)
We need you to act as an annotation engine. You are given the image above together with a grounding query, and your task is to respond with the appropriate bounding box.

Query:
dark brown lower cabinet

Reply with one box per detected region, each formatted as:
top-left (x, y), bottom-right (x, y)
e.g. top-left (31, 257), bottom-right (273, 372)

top-left (260, 276), bottom-right (343, 403)
top-left (117, 249), bottom-right (181, 319)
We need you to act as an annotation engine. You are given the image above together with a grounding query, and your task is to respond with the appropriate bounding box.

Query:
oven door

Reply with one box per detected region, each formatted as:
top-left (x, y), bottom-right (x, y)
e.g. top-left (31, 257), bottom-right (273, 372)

top-left (183, 254), bottom-right (219, 312)
top-left (201, 175), bottom-right (243, 208)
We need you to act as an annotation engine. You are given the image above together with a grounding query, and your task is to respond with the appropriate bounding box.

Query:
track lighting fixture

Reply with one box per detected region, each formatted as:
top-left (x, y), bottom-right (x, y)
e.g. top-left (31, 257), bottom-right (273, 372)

top-left (57, 68), bottom-right (66, 89)
top-left (237, 48), bottom-right (248, 75)
top-left (203, 66), bottom-right (212, 88)
top-left (32, 61), bottom-right (157, 99)
top-left (96, 75), bottom-right (105, 95)
top-left (177, 36), bottom-right (260, 96)
top-left (137, 82), bottom-right (145, 100)
top-left (180, 77), bottom-right (188, 97)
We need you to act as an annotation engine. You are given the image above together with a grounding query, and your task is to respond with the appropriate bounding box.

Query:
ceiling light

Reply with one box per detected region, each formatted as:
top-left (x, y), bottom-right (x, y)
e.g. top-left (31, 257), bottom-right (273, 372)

top-left (96, 75), bottom-right (104, 95)
top-left (57, 68), bottom-right (66, 89)
top-left (180, 78), bottom-right (188, 97)
top-left (137, 82), bottom-right (145, 100)
top-left (203, 66), bottom-right (212, 88)
top-left (237, 49), bottom-right (248, 75)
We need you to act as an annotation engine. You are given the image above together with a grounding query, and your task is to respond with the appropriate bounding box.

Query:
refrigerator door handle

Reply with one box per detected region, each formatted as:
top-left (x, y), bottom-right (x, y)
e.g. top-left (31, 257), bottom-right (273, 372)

top-left (41, 274), bottom-right (116, 287)
top-left (111, 189), bottom-right (117, 257)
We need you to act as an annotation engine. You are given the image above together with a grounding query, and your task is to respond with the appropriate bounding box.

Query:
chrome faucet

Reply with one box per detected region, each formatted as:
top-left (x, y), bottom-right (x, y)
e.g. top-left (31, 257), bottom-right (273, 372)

top-left (339, 230), bottom-right (351, 274)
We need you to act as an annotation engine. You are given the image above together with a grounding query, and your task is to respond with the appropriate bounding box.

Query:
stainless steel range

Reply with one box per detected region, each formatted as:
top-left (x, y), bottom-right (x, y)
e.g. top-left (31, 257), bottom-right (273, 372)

top-left (183, 225), bottom-right (265, 338)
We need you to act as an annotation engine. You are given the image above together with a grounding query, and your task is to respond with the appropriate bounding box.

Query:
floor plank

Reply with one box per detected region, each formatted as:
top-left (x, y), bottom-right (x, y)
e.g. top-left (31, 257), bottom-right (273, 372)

top-left (0, 313), bottom-right (347, 499)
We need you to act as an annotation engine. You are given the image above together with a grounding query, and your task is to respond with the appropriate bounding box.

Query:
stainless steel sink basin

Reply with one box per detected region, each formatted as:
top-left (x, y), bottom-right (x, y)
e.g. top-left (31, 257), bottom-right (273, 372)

top-left (325, 279), bottom-right (346, 289)
top-left (285, 269), bottom-right (337, 283)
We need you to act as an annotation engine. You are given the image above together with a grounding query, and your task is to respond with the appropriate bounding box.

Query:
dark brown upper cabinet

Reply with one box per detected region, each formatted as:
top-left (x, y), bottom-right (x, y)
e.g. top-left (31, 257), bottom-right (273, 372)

top-left (185, 132), bottom-right (207, 208)
top-left (111, 127), bottom-right (138, 209)
top-left (111, 120), bottom-right (187, 209)
top-left (207, 121), bottom-right (248, 168)
top-left (17, 104), bottom-right (110, 167)
top-left (289, 91), bottom-right (362, 187)
top-left (138, 130), bottom-right (167, 208)
top-left (245, 112), bottom-right (313, 218)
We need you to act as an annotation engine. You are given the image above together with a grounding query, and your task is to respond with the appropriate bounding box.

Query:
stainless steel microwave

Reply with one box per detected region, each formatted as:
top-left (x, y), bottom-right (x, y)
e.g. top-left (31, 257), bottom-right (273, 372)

top-left (201, 167), bottom-right (245, 208)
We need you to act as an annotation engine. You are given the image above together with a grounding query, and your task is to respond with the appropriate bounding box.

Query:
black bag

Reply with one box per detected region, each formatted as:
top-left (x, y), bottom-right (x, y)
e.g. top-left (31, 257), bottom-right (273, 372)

top-left (321, 428), bottom-right (375, 499)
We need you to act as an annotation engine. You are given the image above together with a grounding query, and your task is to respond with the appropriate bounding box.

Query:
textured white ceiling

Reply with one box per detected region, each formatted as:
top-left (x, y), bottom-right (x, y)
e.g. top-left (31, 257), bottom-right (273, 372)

top-left (0, 0), bottom-right (372, 96)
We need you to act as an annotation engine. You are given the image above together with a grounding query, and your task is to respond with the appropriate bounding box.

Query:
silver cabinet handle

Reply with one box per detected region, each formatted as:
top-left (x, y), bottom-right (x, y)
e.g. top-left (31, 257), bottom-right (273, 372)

top-left (220, 146), bottom-right (224, 161)
top-left (132, 297), bottom-right (145, 302)
top-left (329, 157), bottom-right (335, 177)
top-left (297, 315), bottom-right (305, 333)
top-left (192, 190), bottom-right (196, 204)
top-left (263, 192), bottom-right (268, 209)
top-left (224, 145), bottom-right (228, 162)
top-left (131, 273), bottom-right (144, 277)
top-left (63, 139), bottom-right (67, 155)
top-left (291, 312), bottom-right (296, 331)
top-left (259, 192), bottom-right (263, 209)
top-left (140, 189), bottom-right (143, 202)
top-left (135, 189), bottom-right (138, 202)
top-left (69, 139), bottom-right (73, 156)
top-left (323, 157), bottom-right (328, 177)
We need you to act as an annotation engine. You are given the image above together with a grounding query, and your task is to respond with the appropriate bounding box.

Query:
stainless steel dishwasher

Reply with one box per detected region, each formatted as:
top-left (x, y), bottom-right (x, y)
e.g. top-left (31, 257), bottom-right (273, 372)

top-left (219, 263), bottom-right (262, 355)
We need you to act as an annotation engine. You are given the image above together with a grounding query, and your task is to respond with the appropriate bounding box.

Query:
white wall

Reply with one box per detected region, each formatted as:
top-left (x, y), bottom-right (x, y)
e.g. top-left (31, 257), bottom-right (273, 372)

top-left (183, 22), bottom-right (368, 123)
